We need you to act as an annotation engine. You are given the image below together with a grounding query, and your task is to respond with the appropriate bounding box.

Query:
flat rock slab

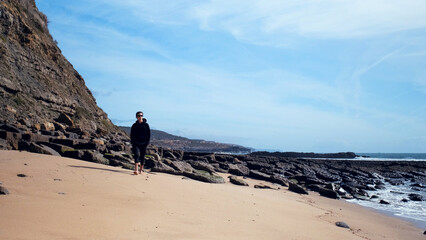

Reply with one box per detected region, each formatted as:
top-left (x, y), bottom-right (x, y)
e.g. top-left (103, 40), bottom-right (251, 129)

top-left (228, 176), bottom-right (249, 186)
top-left (288, 182), bottom-right (309, 195)
top-left (254, 184), bottom-right (274, 189)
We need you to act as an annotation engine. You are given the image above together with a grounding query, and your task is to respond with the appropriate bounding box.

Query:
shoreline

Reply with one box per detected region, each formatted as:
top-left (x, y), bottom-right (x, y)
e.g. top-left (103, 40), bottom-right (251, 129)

top-left (373, 207), bottom-right (426, 229)
top-left (345, 198), bottom-right (426, 229)
top-left (1, 150), bottom-right (424, 239)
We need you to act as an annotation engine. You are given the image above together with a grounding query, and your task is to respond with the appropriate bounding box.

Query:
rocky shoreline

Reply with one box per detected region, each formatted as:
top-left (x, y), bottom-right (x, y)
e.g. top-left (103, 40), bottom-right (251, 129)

top-left (1, 118), bottom-right (425, 206)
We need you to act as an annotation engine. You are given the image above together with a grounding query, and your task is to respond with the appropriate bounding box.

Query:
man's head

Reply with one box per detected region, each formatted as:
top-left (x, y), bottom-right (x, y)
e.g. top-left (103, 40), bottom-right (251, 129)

top-left (136, 111), bottom-right (144, 122)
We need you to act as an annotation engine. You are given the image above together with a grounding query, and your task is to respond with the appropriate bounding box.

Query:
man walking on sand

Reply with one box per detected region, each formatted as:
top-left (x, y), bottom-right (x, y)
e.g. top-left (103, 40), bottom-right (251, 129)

top-left (130, 111), bottom-right (151, 175)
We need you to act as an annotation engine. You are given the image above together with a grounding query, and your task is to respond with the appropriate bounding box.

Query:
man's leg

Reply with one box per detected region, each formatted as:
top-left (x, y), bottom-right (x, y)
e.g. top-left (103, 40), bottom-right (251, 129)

top-left (133, 144), bottom-right (141, 174)
top-left (139, 144), bottom-right (148, 173)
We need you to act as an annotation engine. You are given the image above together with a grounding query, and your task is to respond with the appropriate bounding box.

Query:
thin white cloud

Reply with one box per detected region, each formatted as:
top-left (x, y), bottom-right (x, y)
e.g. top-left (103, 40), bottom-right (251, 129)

top-left (188, 0), bottom-right (426, 45)
top-left (69, 0), bottom-right (426, 39)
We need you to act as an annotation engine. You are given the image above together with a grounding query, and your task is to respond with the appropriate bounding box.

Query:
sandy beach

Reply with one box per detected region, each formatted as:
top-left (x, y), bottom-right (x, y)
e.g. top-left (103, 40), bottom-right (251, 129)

top-left (0, 150), bottom-right (423, 240)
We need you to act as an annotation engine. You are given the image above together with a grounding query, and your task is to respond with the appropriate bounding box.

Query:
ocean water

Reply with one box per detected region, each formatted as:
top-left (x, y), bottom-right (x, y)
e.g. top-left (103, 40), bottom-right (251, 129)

top-left (355, 153), bottom-right (426, 161)
top-left (349, 153), bottom-right (426, 229)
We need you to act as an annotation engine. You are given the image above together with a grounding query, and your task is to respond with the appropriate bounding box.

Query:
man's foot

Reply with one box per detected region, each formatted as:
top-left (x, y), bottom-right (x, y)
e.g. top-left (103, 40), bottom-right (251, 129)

top-left (133, 171), bottom-right (138, 175)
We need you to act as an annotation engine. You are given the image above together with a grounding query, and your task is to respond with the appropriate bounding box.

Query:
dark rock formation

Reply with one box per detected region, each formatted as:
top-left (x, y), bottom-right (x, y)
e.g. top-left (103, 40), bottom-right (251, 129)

top-left (228, 163), bottom-right (250, 176)
top-left (0, 0), bottom-right (119, 136)
top-left (254, 184), bottom-right (274, 189)
top-left (408, 193), bottom-right (423, 201)
top-left (228, 176), bottom-right (248, 186)
top-left (249, 170), bottom-right (271, 181)
top-left (169, 161), bottom-right (194, 173)
top-left (317, 186), bottom-right (340, 199)
top-left (288, 182), bottom-right (309, 195)
top-left (183, 169), bottom-right (225, 184)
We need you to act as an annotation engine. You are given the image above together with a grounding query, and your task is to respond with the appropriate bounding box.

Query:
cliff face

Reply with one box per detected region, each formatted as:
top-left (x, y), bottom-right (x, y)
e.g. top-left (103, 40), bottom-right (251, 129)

top-left (0, 0), bottom-right (116, 134)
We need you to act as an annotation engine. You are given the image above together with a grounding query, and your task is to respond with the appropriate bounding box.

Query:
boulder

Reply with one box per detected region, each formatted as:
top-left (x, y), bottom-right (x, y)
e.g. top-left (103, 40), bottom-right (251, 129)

top-left (254, 184), bottom-right (274, 189)
top-left (249, 170), bottom-right (271, 181)
top-left (228, 164), bottom-right (250, 176)
top-left (74, 142), bottom-right (106, 152)
top-left (62, 150), bottom-right (85, 159)
top-left (104, 152), bottom-right (133, 164)
top-left (32, 124), bottom-right (41, 131)
top-left (42, 142), bottom-right (75, 154)
top-left (270, 174), bottom-right (289, 187)
top-left (56, 113), bottom-right (74, 127)
top-left (40, 122), bottom-right (55, 131)
top-left (52, 138), bottom-right (80, 147)
top-left (288, 182), bottom-right (309, 195)
top-left (353, 194), bottom-right (370, 201)
top-left (53, 121), bottom-right (67, 131)
top-left (0, 139), bottom-right (10, 150)
top-left (315, 170), bottom-right (342, 182)
top-left (163, 149), bottom-right (177, 159)
top-left (149, 153), bottom-right (161, 161)
top-left (0, 124), bottom-right (22, 133)
top-left (65, 132), bottom-right (80, 139)
top-left (91, 138), bottom-right (105, 145)
top-left (29, 143), bottom-right (60, 156)
top-left (0, 130), bottom-right (20, 149)
top-left (317, 186), bottom-right (340, 199)
top-left (380, 200), bottom-right (390, 205)
top-left (151, 162), bottom-right (178, 175)
top-left (211, 163), bottom-right (227, 173)
top-left (107, 143), bottom-right (125, 151)
top-left (82, 150), bottom-right (109, 165)
top-left (66, 127), bottom-right (83, 134)
top-left (21, 132), bottom-right (50, 143)
top-left (215, 154), bottom-right (234, 162)
top-left (183, 170), bottom-right (225, 184)
top-left (170, 161), bottom-right (194, 173)
top-left (247, 161), bottom-right (273, 170)
top-left (408, 193), bottom-right (423, 201)
top-left (189, 161), bottom-right (215, 174)
top-left (228, 175), bottom-right (249, 186)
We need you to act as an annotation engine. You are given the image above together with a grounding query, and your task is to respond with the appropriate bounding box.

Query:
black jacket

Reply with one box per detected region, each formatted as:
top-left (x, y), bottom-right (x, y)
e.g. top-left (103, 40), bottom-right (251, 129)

top-left (130, 118), bottom-right (151, 145)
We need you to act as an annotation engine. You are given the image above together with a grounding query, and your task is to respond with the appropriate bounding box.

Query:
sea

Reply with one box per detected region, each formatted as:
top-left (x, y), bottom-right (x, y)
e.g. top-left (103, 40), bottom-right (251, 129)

top-left (347, 153), bottom-right (426, 229)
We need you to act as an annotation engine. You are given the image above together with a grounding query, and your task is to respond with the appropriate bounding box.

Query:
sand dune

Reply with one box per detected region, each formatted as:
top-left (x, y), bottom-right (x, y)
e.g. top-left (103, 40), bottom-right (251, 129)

top-left (0, 150), bottom-right (423, 240)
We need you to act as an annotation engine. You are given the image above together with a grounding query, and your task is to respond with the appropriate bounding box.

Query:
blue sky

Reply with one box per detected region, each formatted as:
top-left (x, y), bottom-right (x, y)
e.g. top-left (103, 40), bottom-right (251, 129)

top-left (35, 0), bottom-right (426, 153)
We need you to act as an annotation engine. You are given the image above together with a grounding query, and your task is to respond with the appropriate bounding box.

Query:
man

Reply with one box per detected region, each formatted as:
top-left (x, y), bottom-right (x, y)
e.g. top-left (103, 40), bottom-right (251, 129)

top-left (130, 111), bottom-right (151, 175)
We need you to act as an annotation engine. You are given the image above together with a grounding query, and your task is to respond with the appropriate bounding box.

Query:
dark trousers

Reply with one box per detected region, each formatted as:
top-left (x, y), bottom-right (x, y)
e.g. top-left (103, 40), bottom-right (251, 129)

top-left (132, 143), bottom-right (148, 165)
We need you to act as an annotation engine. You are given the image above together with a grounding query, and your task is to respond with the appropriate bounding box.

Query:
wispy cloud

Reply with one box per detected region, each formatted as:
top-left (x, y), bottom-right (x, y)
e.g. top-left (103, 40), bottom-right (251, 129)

top-left (189, 0), bottom-right (426, 43)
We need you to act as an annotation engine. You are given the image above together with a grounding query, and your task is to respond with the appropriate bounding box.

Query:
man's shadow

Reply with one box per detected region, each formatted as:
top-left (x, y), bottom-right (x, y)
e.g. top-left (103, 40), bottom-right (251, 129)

top-left (68, 165), bottom-right (130, 174)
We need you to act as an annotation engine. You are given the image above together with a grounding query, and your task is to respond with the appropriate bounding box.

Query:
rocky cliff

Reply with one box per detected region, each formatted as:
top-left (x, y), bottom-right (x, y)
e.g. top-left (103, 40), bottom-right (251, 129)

top-left (0, 0), bottom-right (117, 134)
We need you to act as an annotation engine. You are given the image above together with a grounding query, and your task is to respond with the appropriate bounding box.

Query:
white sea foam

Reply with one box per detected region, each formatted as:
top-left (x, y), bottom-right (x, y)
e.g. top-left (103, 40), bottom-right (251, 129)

top-left (347, 180), bottom-right (426, 228)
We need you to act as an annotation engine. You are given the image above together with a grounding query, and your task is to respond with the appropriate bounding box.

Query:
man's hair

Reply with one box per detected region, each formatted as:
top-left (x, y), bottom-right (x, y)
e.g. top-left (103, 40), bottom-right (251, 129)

top-left (136, 111), bottom-right (143, 117)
